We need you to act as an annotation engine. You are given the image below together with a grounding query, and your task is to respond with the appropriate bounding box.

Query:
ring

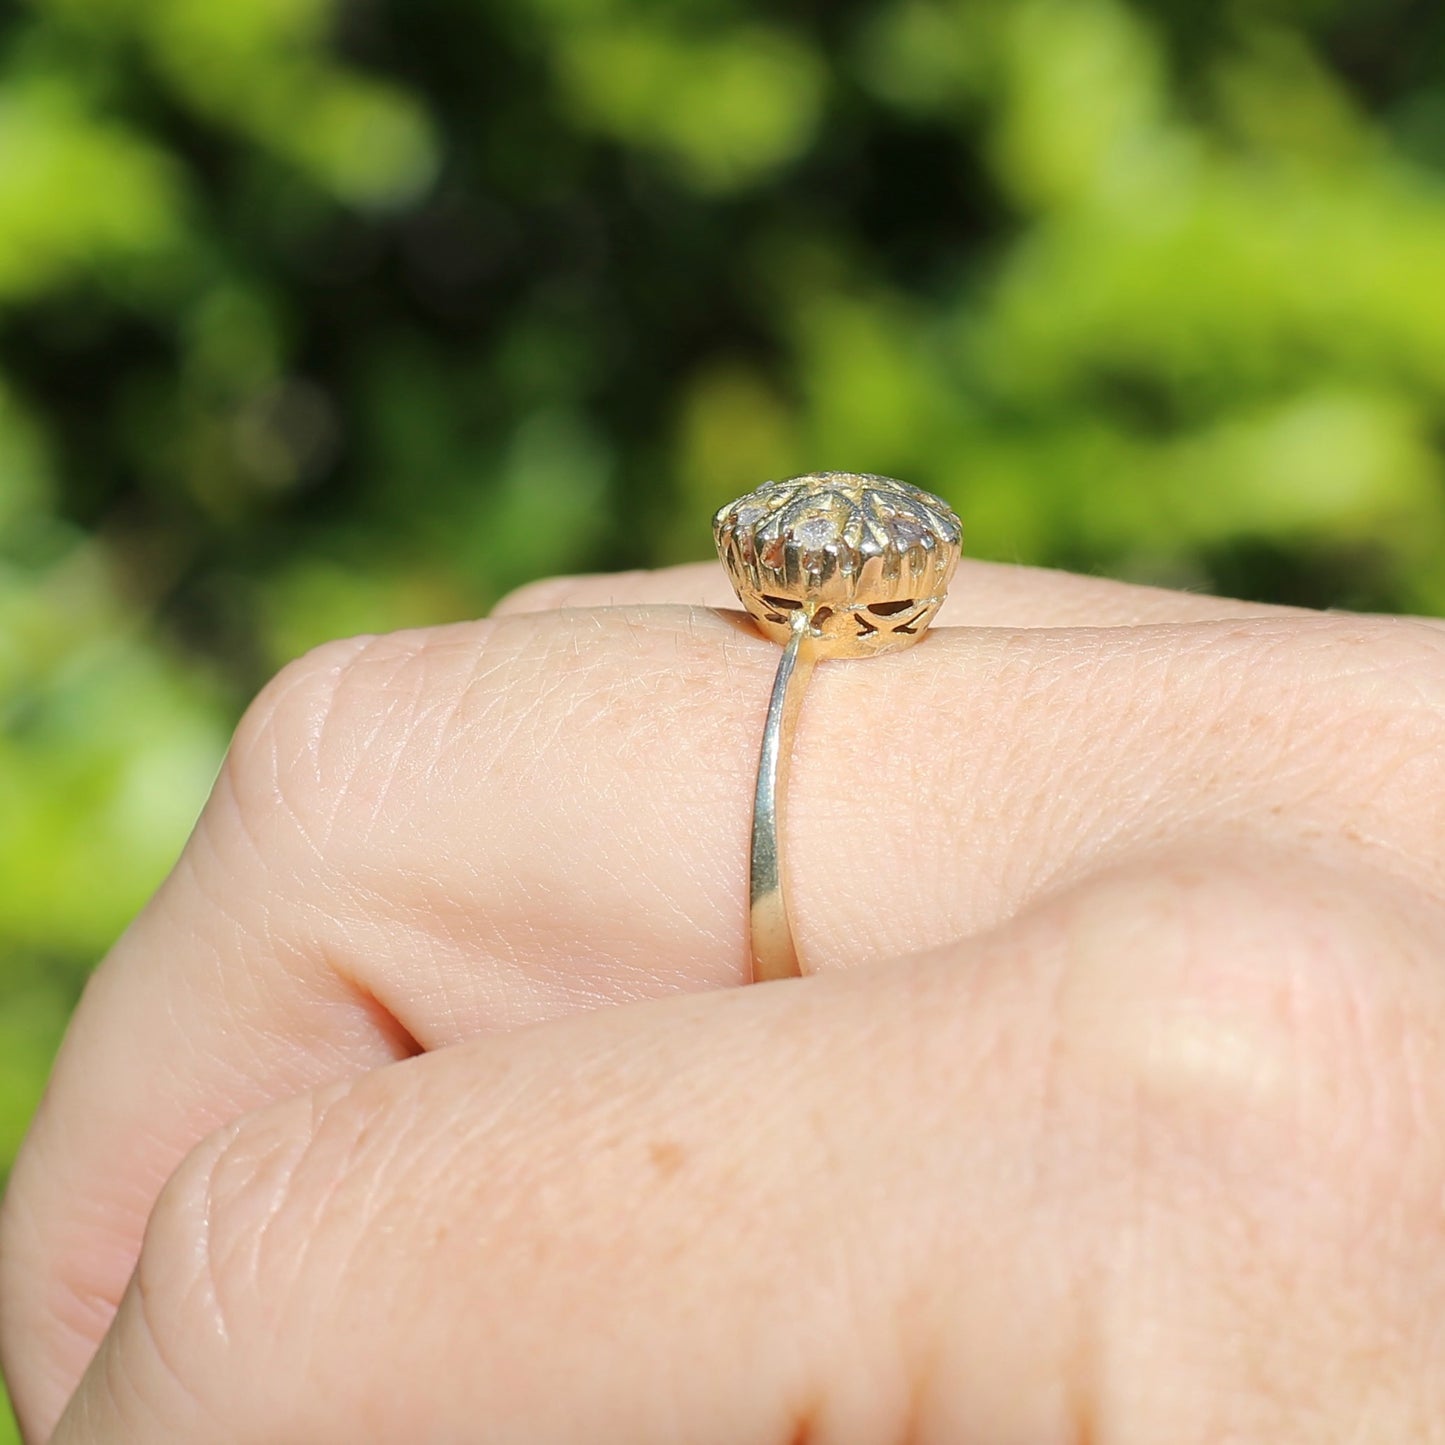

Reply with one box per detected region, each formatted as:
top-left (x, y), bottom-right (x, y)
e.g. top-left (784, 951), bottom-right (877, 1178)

top-left (714, 472), bottom-right (963, 982)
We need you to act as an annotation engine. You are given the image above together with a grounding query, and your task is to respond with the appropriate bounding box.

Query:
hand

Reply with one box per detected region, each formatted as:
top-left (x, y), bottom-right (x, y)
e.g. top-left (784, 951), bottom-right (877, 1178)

top-left (3, 561), bottom-right (1444, 1442)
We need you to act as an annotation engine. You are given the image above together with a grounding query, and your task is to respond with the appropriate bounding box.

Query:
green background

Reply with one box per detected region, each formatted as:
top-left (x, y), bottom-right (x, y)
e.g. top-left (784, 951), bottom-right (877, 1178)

top-left (3, 0), bottom-right (1445, 1432)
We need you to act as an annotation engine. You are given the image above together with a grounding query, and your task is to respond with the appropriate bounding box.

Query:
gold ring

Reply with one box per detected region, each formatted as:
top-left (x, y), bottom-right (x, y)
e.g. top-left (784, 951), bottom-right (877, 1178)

top-left (714, 472), bottom-right (963, 982)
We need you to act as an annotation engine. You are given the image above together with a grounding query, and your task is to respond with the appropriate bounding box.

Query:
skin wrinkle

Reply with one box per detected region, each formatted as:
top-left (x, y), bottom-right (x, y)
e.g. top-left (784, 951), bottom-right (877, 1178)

top-left (200, 1118), bottom-right (307, 1348)
top-left (419, 630), bottom-right (514, 768)
top-left (222, 634), bottom-right (381, 854)
top-left (1021, 633), bottom-right (1213, 830)
top-left (252, 912), bottom-right (418, 1078)
top-left (190, 1153), bottom-right (232, 1361)
top-left (117, 1174), bottom-right (227, 1436)
top-left (1114, 629), bottom-right (1431, 887)
top-left (173, 892), bottom-right (291, 1076)
top-left (458, 653), bottom-right (571, 782)
top-left (314, 639), bottom-right (573, 994)
top-left (311, 634), bottom-right (475, 853)
top-left (0, 1198), bottom-right (119, 1417)
top-left (329, 679), bottom-right (435, 851)
top-left (431, 632), bottom-right (543, 786)
top-left (409, 624), bottom-right (748, 985)
top-left (268, 1084), bottom-right (431, 1344)
top-left (228, 1102), bottom-right (345, 1367)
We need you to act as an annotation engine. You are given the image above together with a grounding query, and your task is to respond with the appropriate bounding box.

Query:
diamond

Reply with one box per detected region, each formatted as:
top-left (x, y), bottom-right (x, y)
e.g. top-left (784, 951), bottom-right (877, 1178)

top-left (791, 515), bottom-right (838, 549)
top-left (883, 514), bottom-right (933, 549)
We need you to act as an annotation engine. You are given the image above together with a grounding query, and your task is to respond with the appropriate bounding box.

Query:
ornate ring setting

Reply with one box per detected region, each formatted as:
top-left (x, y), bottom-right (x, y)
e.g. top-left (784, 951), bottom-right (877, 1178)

top-left (714, 472), bottom-right (962, 982)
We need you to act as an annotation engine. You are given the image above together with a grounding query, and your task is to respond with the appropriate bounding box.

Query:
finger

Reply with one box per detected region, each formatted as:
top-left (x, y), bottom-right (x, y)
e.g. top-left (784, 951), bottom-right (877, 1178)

top-left (493, 558), bottom-right (1303, 627)
top-left (48, 850), bottom-right (1445, 1444)
top-left (7, 604), bottom-right (1445, 1430)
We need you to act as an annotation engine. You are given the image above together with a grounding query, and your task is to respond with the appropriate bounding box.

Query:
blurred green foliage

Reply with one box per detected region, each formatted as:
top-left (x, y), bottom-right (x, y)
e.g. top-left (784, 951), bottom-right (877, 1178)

top-left (2, 0), bottom-right (1445, 1429)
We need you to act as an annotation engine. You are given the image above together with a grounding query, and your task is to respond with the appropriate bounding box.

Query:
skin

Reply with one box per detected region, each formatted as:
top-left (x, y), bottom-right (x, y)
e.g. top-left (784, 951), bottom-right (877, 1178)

top-left (2, 558), bottom-right (1445, 1442)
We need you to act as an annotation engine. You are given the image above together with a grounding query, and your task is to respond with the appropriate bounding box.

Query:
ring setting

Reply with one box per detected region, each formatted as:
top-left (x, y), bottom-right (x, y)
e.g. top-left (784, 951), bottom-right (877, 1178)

top-left (714, 472), bottom-right (962, 982)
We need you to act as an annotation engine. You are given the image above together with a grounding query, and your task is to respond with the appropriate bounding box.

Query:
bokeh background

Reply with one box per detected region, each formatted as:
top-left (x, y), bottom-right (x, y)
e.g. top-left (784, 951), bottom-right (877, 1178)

top-left (3, 0), bottom-right (1445, 1427)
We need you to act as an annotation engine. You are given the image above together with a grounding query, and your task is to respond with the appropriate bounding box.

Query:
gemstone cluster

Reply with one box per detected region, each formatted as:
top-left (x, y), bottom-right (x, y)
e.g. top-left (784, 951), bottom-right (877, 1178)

top-left (714, 472), bottom-right (962, 657)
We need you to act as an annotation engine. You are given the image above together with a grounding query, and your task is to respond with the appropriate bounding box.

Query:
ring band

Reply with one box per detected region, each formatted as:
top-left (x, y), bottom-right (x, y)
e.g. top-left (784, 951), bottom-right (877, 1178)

top-left (747, 609), bottom-right (814, 980)
top-left (715, 472), bottom-right (963, 982)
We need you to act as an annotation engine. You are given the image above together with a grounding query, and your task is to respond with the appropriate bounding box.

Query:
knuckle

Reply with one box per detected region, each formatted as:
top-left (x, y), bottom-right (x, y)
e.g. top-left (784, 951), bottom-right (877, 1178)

top-left (137, 1111), bottom-right (303, 1371)
top-left (107, 1123), bottom-right (271, 1430)
top-left (212, 624), bottom-right (501, 869)
top-left (1048, 852), bottom-right (1445, 1432)
top-left (102, 1095), bottom-right (320, 1434)
top-left (215, 633), bottom-right (383, 859)
top-left (1059, 854), bottom-right (1445, 1217)
top-left (130, 1077), bottom-right (403, 1401)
